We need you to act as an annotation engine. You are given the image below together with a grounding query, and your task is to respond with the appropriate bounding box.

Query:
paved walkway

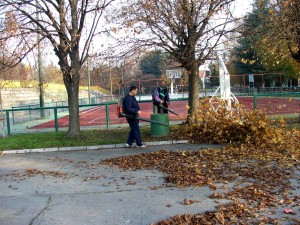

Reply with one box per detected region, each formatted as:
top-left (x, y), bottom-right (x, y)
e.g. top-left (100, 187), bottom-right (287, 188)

top-left (0, 143), bottom-right (299, 225)
top-left (0, 143), bottom-right (228, 225)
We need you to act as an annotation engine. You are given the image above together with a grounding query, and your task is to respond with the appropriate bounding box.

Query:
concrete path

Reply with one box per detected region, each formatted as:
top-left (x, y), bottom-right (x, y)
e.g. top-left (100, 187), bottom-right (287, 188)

top-left (0, 144), bottom-right (230, 225)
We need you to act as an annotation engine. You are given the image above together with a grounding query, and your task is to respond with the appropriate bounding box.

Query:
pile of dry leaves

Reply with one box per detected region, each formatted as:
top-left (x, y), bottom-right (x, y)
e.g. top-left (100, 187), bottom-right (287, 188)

top-left (101, 101), bottom-right (300, 224)
top-left (172, 99), bottom-right (297, 147)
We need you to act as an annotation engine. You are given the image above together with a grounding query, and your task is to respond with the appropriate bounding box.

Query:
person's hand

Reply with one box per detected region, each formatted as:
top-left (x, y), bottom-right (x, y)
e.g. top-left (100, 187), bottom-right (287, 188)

top-left (160, 100), bottom-right (164, 104)
top-left (137, 110), bottom-right (141, 115)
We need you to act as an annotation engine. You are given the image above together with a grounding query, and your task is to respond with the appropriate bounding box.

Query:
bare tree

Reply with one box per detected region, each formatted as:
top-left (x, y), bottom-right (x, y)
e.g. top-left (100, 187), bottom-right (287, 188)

top-left (0, 0), bottom-right (114, 137)
top-left (118, 0), bottom-right (237, 121)
top-left (0, 11), bottom-right (26, 137)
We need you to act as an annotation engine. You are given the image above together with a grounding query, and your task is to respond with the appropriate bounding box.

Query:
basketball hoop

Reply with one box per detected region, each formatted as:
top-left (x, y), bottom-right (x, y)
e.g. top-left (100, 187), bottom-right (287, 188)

top-left (166, 70), bottom-right (181, 79)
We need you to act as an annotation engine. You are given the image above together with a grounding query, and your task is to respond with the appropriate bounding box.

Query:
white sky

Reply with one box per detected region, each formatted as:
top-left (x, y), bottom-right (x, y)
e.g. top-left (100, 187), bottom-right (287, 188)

top-left (232, 0), bottom-right (254, 16)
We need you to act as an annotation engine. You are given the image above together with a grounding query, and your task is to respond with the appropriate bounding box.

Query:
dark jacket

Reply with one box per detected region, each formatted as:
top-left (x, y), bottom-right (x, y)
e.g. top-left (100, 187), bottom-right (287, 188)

top-left (123, 94), bottom-right (140, 116)
top-left (152, 86), bottom-right (170, 104)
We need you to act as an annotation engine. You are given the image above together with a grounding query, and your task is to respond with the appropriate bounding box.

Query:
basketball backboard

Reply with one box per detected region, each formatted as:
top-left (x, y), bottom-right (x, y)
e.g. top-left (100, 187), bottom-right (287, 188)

top-left (166, 70), bottom-right (181, 79)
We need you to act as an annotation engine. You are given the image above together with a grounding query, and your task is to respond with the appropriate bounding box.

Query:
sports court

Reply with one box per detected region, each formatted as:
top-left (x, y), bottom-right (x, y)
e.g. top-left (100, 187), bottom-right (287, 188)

top-left (29, 101), bottom-right (188, 129)
top-left (29, 96), bottom-right (300, 130)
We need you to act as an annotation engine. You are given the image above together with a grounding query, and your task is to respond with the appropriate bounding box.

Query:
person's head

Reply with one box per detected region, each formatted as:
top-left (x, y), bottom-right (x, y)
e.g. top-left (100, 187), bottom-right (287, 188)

top-left (129, 86), bottom-right (138, 96)
top-left (160, 81), bottom-right (166, 87)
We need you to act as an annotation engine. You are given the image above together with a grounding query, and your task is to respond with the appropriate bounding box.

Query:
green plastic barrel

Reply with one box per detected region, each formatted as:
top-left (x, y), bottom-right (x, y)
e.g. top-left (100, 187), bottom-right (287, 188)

top-left (150, 114), bottom-right (169, 137)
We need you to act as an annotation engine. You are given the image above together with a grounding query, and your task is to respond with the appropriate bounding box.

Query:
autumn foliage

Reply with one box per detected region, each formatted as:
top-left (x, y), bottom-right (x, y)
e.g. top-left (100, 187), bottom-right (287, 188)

top-left (173, 98), bottom-right (299, 150)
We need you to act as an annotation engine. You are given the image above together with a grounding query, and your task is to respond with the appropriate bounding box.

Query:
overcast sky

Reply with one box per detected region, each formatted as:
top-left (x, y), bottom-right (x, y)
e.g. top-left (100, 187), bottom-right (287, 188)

top-left (26, 0), bottom-right (255, 68)
top-left (233, 0), bottom-right (254, 17)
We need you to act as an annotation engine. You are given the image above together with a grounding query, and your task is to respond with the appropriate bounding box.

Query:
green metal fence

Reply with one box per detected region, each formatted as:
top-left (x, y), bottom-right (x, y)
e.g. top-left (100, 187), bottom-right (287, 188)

top-left (2, 93), bottom-right (299, 136)
top-left (10, 96), bottom-right (115, 125)
top-left (3, 98), bottom-right (188, 136)
top-left (5, 101), bottom-right (115, 135)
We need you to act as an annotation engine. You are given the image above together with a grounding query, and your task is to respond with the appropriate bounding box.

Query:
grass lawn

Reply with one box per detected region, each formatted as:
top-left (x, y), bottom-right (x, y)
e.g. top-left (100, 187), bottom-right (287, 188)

top-left (270, 114), bottom-right (300, 130)
top-left (0, 126), bottom-right (180, 151)
top-left (1, 115), bottom-right (299, 151)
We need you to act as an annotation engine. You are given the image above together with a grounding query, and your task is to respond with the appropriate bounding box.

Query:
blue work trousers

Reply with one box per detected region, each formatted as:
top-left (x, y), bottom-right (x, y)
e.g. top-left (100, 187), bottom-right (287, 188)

top-left (126, 118), bottom-right (142, 146)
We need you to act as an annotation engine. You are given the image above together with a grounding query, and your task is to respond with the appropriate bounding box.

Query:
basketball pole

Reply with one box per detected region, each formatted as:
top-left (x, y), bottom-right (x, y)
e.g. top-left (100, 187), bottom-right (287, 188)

top-left (170, 78), bottom-right (174, 99)
top-left (209, 53), bottom-right (238, 110)
top-left (166, 70), bottom-right (181, 99)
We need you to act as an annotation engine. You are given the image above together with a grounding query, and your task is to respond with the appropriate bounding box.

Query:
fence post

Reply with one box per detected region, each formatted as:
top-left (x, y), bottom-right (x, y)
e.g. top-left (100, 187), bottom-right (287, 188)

top-left (105, 103), bottom-right (110, 129)
top-left (29, 106), bottom-right (32, 121)
top-left (6, 110), bottom-right (10, 136)
top-left (12, 107), bottom-right (15, 124)
top-left (54, 107), bottom-right (58, 132)
top-left (253, 95), bottom-right (257, 109)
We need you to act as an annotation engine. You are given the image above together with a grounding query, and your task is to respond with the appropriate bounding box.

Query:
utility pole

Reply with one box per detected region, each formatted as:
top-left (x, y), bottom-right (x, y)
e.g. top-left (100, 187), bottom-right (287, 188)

top-left (109, 57), bottom-right (113, 96)
top-left (87, 55), bottom-right (91, 104)
top-left (121, 58), bottom-right (125, 96)
top-left (36, 0), bottom-right (45, 117)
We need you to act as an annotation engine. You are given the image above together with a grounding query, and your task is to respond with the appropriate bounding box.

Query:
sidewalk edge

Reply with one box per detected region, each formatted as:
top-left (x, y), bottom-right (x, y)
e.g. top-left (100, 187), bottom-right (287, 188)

top-left (1, 140), bottom-right (189, 155)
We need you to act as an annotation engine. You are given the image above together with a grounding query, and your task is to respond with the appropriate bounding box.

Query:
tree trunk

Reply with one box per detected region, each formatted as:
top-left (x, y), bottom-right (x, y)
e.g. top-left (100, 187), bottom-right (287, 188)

top-left (57, 42), bottom-right (81, 138)
top-left (187, 64), bottom-right (200, 123)
top-left (288, 42), bottom-right (300, 64)
top-left (65, 78), bottom-right (80, 137)
top-left (60, 50), bottom-right (81, 138)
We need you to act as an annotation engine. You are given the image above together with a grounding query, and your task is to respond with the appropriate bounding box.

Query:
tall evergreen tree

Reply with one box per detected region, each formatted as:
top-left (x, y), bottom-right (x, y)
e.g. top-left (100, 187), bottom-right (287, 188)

top-left (230, 1), bottom-right (268, 76)
top-left (230, 0), bottom-right (300, 87)
top-left (140, 51), bottom-right (166, 77)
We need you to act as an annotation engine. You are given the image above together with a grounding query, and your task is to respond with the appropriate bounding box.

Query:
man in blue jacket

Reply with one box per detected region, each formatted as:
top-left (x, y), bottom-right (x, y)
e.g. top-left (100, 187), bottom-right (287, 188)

top-left (123, 86), bottom-right (146, 148)
top-left (152, 81), bottom-right (170, 113)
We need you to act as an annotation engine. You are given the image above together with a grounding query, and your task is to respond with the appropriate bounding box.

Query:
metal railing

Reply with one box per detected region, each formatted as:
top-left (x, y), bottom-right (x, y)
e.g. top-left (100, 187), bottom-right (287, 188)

top-left (10, 96), bottom-right (115, 125)
top-left (3, 91), bottom-right (299, 136)
top-left (3, 98), bottom-right (189, 136)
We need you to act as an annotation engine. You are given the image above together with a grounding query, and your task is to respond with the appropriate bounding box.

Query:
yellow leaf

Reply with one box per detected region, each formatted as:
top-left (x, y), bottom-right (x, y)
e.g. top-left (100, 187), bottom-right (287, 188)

top-left (251, 125), bottom-right (257, 131)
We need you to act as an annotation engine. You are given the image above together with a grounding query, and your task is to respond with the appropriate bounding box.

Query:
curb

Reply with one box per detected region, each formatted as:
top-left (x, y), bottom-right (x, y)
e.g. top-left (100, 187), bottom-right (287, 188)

top-left (1, 140), bottom-right (189, 155)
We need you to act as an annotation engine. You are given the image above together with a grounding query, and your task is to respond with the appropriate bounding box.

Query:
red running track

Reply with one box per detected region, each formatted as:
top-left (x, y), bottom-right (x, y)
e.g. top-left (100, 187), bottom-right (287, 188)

top-left (238, 96), bottom-right (300, 115)
top-left (30, 101), bottom-right (189, 129)
top-left (30, 97), bottom-right (300, 129)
